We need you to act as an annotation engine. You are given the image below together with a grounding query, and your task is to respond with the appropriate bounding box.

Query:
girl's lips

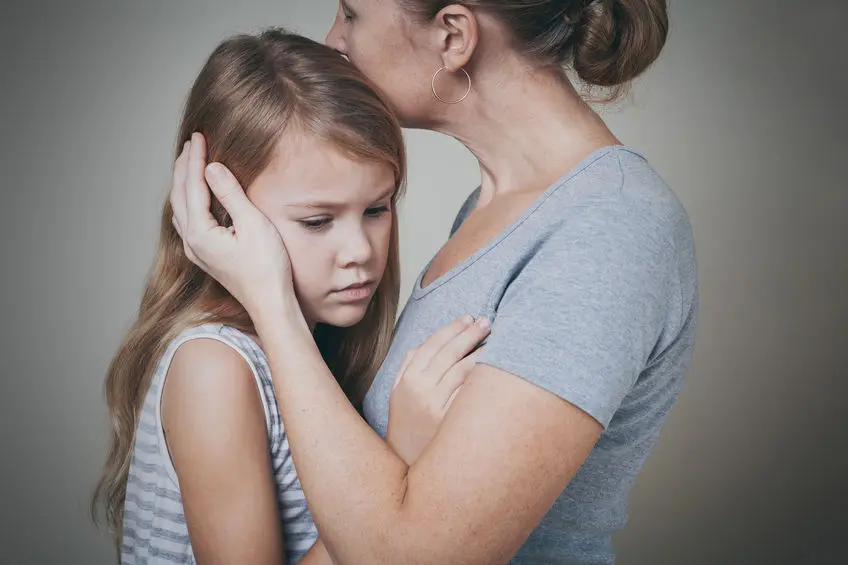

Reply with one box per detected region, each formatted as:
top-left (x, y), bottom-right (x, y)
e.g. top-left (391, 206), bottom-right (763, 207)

top-left (333, 281), bottom-right (375, 302)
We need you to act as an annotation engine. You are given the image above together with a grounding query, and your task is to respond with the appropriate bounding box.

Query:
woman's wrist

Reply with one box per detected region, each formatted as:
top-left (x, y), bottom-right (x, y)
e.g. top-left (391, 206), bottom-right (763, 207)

top-left (251, 297), bottom-right (332, 387)
top-left (251, 295), bottom-right (310, 338)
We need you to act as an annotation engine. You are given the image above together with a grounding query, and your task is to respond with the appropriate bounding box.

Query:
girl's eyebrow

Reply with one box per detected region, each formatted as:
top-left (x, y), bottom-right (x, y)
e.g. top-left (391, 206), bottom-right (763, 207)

top-left (283, 184), bottom-right (396, 210)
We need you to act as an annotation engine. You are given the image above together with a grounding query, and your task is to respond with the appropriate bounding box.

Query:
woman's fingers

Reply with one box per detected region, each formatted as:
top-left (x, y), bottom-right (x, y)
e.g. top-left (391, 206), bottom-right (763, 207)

top-left (204, 162), bottom-right (257, 228)
top-left (392, 348), bottom-right (417, 390)
top-left (437, 350), bottom-right (479, 408)
top-left (427, 317), bottom-right (490, 379)
top-left (445, 387), bottom-right (462, 411)
top-left (184, 132), bottom-right (218, 237)
top-left (169, 140), bottom-right (191, 232)
top-left (406, 315), bottom-right (475, 376)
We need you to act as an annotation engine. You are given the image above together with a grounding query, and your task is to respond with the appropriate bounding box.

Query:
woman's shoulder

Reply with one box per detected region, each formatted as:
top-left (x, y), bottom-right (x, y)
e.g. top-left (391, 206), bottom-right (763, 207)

top-left (542, 146), bottom-right (694, 254)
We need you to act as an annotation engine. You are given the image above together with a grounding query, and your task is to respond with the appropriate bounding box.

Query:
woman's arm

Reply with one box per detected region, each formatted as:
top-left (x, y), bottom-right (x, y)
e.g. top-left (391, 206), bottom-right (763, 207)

top-left (297, 318), bottom-right (482, 565)
top-left (253, 310), bottom-right (601, 565)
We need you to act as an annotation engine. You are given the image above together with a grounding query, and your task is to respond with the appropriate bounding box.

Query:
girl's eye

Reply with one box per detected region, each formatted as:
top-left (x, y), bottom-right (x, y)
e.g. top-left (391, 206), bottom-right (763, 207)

top-left (365, 205), bottom-right (390, 217)
top-left (298, 217), bottom-right (332, 231)
top-left (342, 3), bottom-right (354, 22)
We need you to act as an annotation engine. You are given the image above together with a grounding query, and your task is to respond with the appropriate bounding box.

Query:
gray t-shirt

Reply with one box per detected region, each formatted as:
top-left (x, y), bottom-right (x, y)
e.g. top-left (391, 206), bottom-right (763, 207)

top-left (363, 146), bottom-right (698, 564)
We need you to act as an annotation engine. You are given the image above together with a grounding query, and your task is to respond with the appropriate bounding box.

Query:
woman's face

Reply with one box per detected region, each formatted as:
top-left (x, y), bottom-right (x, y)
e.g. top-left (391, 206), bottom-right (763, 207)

top-left (246, 133), bottom-right (396, 330)
top-left (325, 0), bottom-right (441, 127)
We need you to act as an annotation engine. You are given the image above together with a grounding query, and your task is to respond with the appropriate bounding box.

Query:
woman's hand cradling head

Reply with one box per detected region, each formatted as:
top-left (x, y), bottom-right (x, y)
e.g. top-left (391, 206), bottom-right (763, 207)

top-left (170, 132), bottom-right (298, 323)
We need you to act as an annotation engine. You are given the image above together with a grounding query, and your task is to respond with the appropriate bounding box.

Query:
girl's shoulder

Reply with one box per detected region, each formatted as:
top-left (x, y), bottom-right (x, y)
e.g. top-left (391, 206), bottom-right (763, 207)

top-left (156, 322), bottom-right (277, 431)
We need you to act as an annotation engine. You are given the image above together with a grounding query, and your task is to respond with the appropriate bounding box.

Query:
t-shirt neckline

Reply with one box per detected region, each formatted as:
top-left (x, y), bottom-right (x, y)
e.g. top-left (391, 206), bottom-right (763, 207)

top-left (412, 144), bottom-right (643, 300)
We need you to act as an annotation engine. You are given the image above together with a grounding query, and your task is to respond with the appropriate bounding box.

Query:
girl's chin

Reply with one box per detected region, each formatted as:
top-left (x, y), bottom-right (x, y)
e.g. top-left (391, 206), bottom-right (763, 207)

top-left (310, 302), bottom-right (370, 329)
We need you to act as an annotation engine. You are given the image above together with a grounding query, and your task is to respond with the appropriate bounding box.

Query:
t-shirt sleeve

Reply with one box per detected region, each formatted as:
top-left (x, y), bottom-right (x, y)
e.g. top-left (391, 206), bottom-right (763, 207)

top-left (476, 201), bottom-right (679, 428)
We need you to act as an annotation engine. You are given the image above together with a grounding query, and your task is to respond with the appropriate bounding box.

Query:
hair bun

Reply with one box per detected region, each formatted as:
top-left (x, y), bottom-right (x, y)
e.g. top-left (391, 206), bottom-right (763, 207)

top-left (571, 0), bottom-right (668, 94)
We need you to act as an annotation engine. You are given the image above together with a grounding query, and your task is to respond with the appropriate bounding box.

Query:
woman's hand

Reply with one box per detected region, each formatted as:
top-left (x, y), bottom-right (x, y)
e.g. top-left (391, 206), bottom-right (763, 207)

top-left (170, 133), bottom-right (297, 321)
top-left (387, 315), bottom-right (490, 466)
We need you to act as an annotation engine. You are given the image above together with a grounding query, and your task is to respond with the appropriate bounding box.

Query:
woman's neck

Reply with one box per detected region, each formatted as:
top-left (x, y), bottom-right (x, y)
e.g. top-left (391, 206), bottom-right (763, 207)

top-left (429, 61), bottom-right (620, 205)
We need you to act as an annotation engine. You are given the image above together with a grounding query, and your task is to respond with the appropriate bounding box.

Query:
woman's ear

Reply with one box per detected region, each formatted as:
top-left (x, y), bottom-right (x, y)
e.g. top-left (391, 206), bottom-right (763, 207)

top-left (432, 4), bottom-right (479, 71)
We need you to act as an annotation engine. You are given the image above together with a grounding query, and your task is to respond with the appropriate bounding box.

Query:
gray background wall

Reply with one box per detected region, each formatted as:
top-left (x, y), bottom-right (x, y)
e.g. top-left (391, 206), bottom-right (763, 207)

top-left (2, 1), bottom-right (845, 563)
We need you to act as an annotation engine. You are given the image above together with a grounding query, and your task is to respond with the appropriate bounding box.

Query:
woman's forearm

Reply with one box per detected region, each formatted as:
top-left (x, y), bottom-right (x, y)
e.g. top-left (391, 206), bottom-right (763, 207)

top-left (255, 305), bottom-right (409, 563)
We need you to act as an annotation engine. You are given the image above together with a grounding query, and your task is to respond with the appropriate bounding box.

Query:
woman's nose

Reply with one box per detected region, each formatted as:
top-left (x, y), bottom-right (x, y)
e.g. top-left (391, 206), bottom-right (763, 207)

top-left (325, 15), bottom-right (347, 54)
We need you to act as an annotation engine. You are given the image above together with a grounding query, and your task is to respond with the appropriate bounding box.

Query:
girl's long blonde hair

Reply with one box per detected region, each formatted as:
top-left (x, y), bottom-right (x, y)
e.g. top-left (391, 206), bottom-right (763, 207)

top-left (91, 28), bottom-right (406, 544)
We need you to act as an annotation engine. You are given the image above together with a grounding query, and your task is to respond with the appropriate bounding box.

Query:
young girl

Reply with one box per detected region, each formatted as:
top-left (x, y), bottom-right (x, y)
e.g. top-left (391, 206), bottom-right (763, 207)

top-left (92, 29), bottom-right (486, 565)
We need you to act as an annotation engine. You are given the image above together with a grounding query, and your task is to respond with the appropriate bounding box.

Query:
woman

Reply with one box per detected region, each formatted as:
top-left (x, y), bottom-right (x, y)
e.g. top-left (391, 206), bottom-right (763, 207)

top-left (171, 1), bottom-right (697, 563)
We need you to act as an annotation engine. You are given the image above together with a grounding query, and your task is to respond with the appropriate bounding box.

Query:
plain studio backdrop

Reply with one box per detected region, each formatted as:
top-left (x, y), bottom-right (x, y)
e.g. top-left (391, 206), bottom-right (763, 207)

top-left (1, 1), bottom-right (845, 563)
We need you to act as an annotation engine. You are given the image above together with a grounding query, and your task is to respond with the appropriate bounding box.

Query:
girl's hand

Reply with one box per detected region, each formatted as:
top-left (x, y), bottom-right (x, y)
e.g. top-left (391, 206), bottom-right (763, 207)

top-left (387, 315), bottom-right (490, 466)
top-left (170, 133), bottom-right (297, 321)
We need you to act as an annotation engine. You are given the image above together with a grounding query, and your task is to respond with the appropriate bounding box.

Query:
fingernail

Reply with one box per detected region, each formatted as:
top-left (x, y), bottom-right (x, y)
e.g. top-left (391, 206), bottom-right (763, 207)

top-left (206, 163), bottom-right (222, 179)
top-left (460, 315), bottom-right (474, 325)
top-left (475, 317), bottom-right (490, 329)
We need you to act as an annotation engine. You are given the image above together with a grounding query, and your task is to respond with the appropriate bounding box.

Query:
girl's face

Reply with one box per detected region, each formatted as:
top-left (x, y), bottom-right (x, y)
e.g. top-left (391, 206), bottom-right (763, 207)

top-left (247, 133), bottom-right (395, 330)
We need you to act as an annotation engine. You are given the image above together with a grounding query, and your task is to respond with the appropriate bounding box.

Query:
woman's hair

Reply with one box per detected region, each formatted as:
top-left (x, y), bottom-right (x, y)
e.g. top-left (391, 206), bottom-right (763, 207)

top-left (91, 28), bottom-right (406, 543)
top-left (401, 0), bottom-right (668, 99)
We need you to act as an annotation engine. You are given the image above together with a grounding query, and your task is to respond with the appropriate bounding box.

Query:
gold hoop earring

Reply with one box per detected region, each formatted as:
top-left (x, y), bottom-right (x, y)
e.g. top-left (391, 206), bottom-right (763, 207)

top-left (431, 66), bottom-right (472, 104)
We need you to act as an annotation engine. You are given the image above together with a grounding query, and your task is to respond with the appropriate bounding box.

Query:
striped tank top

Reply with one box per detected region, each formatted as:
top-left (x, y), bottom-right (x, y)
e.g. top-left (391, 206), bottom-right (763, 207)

top-left (121, 323), bottom-right (318, 564)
